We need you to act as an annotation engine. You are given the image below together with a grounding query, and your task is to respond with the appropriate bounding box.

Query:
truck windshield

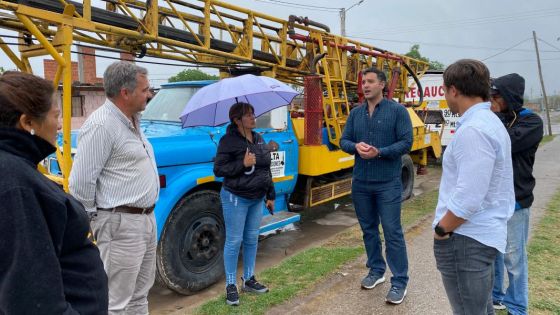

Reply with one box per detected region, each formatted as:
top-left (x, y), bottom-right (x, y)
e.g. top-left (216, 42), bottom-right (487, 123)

top-left (142, 87), bottom-right (199, 122)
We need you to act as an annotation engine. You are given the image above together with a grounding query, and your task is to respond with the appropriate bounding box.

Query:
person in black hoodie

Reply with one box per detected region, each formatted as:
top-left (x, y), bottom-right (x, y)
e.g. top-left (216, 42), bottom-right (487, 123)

top-left (213, 102), bottom-right (276, 306)
top-left (0, 71), bottom-right (108, 314)
top-left (490, 73), bottom-right (543, 315)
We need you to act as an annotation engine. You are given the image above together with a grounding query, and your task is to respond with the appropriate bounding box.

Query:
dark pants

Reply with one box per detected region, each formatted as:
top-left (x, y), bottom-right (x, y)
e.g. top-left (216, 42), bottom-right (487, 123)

top-left (434, 233), bottom-right (498, 315)
top-left (351, 178), bottom-right (409, 289)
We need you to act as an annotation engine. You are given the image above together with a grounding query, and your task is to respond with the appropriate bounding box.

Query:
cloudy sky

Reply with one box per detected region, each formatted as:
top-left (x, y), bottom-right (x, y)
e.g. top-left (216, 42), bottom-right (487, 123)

top-left (238, 0), bottom-right (560, 100)
top-left (1, 0), bottom-right (559, 99)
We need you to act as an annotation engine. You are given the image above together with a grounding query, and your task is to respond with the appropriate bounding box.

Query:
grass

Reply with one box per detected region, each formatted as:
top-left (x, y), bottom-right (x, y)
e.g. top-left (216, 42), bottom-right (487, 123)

top-left (496, 189), bottom-right (560, 315)
top-left (527, 190), bottom-right (560, 314)
top-left (540, 135), bottom-right (555, 146)
top-left (194, 188), bottom-right (440, 315)
top-left (195, 247), bottom-right (363, 315)
top-left (402, 189), bottom-right (439, 227)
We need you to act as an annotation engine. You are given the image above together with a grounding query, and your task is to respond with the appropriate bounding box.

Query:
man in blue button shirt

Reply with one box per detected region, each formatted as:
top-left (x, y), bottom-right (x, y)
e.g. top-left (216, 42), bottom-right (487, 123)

top-left (341, 67), bottom-right (412, 305)
top-left (433, 59), bottom-right (514, 315)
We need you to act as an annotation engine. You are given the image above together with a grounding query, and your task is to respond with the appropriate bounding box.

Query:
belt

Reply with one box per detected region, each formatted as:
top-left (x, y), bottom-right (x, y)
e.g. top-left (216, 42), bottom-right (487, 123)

top-left (97, 205), bottom-right (155, 215)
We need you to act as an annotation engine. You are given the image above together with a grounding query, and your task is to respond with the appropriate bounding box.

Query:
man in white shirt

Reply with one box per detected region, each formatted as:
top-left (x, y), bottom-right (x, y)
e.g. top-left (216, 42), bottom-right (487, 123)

top-left (432, 59), bottom-right (514, 315)
top-left (70, 61), bottom-right (159, 314)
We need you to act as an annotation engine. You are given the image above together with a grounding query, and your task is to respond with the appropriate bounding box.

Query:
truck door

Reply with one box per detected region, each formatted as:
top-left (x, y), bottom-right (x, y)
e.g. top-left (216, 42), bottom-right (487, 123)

top-left (256, 106), bottom-right (298, 198)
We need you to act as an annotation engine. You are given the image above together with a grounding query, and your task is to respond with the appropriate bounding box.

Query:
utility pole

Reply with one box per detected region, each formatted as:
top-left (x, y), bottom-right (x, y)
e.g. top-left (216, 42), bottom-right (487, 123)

top-left (340, 0), bottom-right (364, 37)
top-left (533, 30), bottom-right (553, 136)
top-left (340, 8), bottom-right (346, 37)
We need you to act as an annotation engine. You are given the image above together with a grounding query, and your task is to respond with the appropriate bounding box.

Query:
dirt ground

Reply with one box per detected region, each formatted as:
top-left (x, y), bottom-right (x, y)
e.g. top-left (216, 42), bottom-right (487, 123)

top-left (149, 169), bottom-right (442, 314)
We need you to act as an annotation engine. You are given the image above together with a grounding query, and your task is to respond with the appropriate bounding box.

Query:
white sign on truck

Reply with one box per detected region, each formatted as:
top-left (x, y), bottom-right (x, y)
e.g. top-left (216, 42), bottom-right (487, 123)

top-left (405, 72), bottom-right (459, 146)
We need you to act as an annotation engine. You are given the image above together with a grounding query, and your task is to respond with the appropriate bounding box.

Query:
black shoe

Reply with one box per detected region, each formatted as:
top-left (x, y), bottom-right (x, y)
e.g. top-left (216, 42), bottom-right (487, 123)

top-left (225, 284), bottom-right (239, 306)
top-left (241, 276), bottom-right (269, 294)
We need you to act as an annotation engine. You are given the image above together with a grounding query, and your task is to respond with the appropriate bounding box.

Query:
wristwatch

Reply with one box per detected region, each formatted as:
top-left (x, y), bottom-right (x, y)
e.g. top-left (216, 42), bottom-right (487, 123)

top-left (434, 222), bottom-right (451, 237)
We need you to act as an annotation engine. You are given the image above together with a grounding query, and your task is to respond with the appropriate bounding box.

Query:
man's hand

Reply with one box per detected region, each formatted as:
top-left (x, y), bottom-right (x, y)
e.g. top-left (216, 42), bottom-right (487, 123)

top-left (437, 210), bottom-right (466, 235)
top-left (266, 199), bottom-right (275, 215)
top-left (243, 148), bottom-right (257, 167)
top-left (355, 142), bottom-right (379, 159)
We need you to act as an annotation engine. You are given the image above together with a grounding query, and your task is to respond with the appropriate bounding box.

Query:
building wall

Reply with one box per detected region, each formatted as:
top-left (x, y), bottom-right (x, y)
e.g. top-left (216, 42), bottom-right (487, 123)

top-left (44, 60), bottom-right (79, 83)
top-left (44, 47), bottom-right (102, 84)
top-left (80, 47), bottom-right (103, 85)
top-left (55, 90), bottom-right (106, 129)
top-left (46, 49), bottom-right (135, 128)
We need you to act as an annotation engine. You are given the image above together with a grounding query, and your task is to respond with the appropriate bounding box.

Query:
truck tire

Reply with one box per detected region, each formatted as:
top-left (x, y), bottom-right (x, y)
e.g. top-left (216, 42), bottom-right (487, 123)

top-left (157, 190), bottom-right (225, 295)
top-left (401, 154), bottom-right (415, 201)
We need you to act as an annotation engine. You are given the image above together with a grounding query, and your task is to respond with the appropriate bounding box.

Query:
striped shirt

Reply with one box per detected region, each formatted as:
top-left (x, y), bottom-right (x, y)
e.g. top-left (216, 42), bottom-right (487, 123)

top-left (340, 99), bottom-right (413, 182)
top-left (69, 100), bottom-right (159, 213)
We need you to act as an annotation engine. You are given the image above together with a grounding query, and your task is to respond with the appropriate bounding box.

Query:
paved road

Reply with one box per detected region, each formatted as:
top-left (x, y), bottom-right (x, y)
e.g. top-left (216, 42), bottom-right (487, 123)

top-left (267, 136), bottom-right (560, 315)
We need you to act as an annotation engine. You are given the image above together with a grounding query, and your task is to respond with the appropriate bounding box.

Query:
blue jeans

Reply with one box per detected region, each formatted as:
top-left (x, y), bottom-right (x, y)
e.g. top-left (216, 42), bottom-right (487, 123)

top-left (493, 208), bottom-right (529, 315)
top-left (434, 233), bottom-right (498, 315)
top-left (351, 178), bottom-right (409, 288)
top-left (220, 189), bottom-right (264, 285)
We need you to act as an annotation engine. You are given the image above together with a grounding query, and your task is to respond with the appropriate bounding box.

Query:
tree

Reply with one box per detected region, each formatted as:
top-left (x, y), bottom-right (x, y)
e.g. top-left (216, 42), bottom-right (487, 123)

top-left (428, 60), bottom-right (445, 71)
top-left (0, 67), bottom-right (5, 74)
top-left (404, 44), bottom-right (445, 71)
top-left (168, 69), bottom-right (218, 82)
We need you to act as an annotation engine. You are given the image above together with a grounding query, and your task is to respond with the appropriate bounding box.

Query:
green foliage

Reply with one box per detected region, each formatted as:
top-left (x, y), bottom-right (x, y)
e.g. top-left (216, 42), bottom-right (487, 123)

top-left (404, 44), bottom-right (445, 70)
top-left (429, 60), bottom-right (445, 71)
top-left (168, 69), bottom-right (218, 82)
top-left (527, 190), bottom-right (560, 314)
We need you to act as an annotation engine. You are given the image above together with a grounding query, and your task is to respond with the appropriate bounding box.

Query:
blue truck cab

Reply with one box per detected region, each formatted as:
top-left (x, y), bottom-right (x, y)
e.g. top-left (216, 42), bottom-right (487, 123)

top-left (143, 80), bottom-right (302, 294)
top-left (50, 80), bottom-right (302, 294)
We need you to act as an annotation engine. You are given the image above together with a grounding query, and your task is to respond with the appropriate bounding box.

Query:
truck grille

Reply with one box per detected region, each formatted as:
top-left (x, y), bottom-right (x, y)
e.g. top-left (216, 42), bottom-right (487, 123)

top-left (310, 178), bottom-right (352, 207)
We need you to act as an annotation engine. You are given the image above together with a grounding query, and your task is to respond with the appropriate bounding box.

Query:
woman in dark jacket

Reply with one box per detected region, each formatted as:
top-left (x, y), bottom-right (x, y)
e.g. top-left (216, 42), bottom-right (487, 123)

top-left (213, 102), bottom-right (276, 306)
top-left (0, 72), bottom-right (108, 314)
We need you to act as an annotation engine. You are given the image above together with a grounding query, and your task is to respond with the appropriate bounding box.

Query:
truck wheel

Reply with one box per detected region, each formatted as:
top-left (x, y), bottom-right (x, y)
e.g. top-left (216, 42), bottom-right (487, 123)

top-left (157, 190), bottom-right (225, 295)
top-left (401, 154), bottom-right (415, 201)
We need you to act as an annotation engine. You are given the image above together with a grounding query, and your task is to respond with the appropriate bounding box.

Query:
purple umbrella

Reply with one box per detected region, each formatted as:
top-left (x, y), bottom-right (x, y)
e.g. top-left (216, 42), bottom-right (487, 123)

top-left (179, 74), bottom-right (300, 128)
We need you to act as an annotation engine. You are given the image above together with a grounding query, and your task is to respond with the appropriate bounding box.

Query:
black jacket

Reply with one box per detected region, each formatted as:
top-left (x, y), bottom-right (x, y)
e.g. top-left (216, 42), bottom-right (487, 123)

top-left (0, 128), bottom-right (108, 315)
top-left (214, 126), bottom-right (275, 201)
top-left (493, 74), bottom-right (543, 209)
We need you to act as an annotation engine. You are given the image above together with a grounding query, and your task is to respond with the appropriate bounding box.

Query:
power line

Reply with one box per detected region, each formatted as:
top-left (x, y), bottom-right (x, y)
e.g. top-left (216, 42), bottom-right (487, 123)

top-left (346, 35), bottom-right (560, 53)
top-left (253, 0), bottom-right (340, 12)
top-left (351, 8), bottom-right (560, 36)
top-left (537, 38), bottom-right (560, 52)
top-left (262, 0), bottom-right (340, 10)
top-left (481, 38), bottom-right (532, 61)
top-left (485, 57), bottom-right (560, 64)
top-left (350, 8), bottom-right (560, 36)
